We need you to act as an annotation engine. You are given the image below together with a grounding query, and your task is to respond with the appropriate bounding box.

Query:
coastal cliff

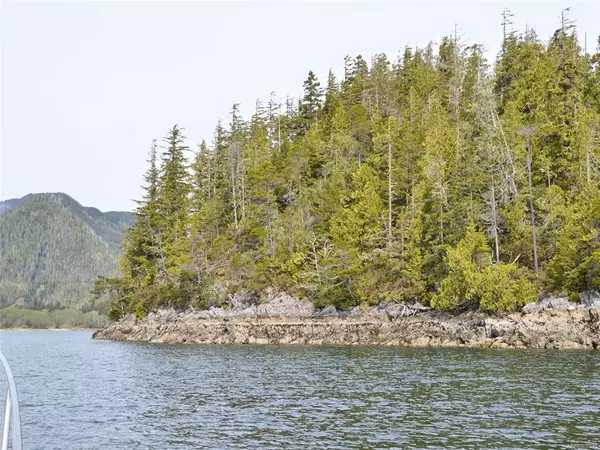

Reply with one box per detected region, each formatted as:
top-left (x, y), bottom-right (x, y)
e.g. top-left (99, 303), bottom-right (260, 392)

top-left (93, 293), bottom-right (600, 349)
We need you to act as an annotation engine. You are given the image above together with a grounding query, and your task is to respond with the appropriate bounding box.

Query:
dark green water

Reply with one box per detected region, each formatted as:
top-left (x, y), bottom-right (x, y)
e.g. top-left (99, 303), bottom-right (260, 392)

top-left (0, 331), bottom-right (599, 449)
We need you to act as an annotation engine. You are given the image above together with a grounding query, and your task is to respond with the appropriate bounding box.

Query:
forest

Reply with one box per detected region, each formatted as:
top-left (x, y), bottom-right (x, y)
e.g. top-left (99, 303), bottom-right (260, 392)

top-left (95, 10), bottom-right (600, 320)
top-left (0, 193), bottom-right (131, 312)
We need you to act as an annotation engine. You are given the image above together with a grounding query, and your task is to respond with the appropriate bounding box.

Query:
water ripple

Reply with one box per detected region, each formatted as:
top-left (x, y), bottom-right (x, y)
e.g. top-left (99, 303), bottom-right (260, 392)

top-left (0, 332), bottom-right (598, 449)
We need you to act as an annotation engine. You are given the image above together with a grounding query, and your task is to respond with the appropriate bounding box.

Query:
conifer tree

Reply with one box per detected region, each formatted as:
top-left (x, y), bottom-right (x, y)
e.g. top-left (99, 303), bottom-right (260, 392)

top-left (299, 71), bottom-right (323, 130)
top-left (100, 10), bottom-right (600, 319)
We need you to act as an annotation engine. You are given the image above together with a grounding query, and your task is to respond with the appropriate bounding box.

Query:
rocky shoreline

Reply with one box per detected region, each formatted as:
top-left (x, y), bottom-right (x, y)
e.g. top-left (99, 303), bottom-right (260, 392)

top-left (92, 292), bottom-right (600, 349)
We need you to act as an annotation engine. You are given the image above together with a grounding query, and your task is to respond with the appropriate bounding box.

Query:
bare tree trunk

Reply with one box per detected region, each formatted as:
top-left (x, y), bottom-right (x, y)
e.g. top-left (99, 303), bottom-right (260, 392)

top-left (311, 238), bottom-right (321, 284)
top-left (330, 128), bottom-right (334, 157)
top-left (153, 232), bottom-right (168, 286)
top-left (267, 211), bottom-right (274, 255)
top-left (387, 117), bottom-right (393, 244)
top-left (410, 180), bottom-right (415, 216)
top-left (212, 158), bottom-right (217, 198)
top-left (525, 135), bottom-right (539, 273)
top-left (586, 141), bottom-right (592, 183)
top-left (491, 112), bottom-right (518, 196)
top-left (240, 160), bottom-right (246, 222)
top-left (207, 158), bottom-right (212, 200)
top-left (228, 141), bottom-right (242, 228)
top-left (439, 204), bottom-right (444, 246)
top-left (288, 215), bottom-right (294, 254)
top-left (231, 163), bottom-right (238, 228)
top-left (278, 103), bottom-right (282, 152)
top-left (192, 239), bottom-right (204, 285)
top-left (490, 176), bottom-right (500, 262)
top-left (400, 220), bottom-right (405, 253)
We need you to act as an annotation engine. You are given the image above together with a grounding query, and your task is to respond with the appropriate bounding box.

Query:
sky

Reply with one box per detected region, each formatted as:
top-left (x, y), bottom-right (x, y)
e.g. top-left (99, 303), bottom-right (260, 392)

top-left (1, 1), bottom-right (599, 212)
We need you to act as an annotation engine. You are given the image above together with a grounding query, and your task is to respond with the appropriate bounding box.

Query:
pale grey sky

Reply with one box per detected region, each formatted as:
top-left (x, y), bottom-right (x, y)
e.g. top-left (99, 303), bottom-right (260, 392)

top-left (1, 1), bottom-right (599, 211)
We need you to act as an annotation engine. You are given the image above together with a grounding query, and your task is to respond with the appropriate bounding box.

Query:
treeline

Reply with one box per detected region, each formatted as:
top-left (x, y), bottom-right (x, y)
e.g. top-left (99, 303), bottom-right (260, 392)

top-left (96, 10), bottom-right (600, 319)
top-left (0, 307), bottom-right (106, 329)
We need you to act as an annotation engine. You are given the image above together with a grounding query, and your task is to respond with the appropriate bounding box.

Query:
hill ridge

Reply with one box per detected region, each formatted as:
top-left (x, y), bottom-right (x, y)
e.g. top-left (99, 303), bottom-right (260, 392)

top-left (0, 192), bottom-right (133, 311)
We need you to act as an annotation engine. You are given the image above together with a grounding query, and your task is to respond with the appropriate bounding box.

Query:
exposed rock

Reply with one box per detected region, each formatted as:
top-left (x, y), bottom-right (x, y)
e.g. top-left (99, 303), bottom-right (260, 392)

top-left (317, 305), bottom-right (338, 318)
top-left (522, 295), bottom-right (577, 313)
top-left (227, 290), bottom-right (260, 309)
top-left (93, 295), bottom-right (600, 350)
top-left (409, 301), bottom-right (431, 311)
top-left (191, 292), bottom-right (314, 320)
top-left (580, 291), bottom-right (600, 308)
top-left (346, 301), bottom-right (431, 321)
top-left (380, 302), bottom-right (404, 318)
top-left (257, 293), bottom-right (315, 318)
top-left (383, 301), bottom-right (431, 318)
top-left (489, 326), bottom-right (503, 338)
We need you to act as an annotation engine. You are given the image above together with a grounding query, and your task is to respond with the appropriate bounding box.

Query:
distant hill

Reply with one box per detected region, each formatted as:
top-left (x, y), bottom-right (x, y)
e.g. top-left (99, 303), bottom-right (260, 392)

top-left (0, 194), bottom-right (32, 218)
top-left (0, 193), bottom-right (133, 311)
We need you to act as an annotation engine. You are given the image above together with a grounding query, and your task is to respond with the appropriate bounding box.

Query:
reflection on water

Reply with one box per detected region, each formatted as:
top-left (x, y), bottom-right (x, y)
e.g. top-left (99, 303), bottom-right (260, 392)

top-left (0, 331), bottom-right (599, 449)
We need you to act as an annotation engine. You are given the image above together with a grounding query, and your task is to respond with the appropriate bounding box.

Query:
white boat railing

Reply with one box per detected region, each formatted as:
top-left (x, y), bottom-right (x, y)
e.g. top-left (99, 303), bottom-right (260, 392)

top-left (0, 352), bottom-right (21, 450)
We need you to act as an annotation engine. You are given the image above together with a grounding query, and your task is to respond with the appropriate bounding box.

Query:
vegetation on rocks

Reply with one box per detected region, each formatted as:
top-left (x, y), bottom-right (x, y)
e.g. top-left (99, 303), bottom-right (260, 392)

top-left (95, 9), bottom-right (600, 320)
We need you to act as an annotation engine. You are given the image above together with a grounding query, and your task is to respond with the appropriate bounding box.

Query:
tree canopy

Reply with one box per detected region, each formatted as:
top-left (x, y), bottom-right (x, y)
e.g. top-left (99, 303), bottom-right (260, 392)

top-left (96, 10), bottom-right (600, 319)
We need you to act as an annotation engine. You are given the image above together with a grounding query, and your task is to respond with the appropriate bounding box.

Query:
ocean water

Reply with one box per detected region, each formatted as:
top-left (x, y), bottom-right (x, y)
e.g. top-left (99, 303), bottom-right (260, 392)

top-left (0, 331), bottom-right (599, 449)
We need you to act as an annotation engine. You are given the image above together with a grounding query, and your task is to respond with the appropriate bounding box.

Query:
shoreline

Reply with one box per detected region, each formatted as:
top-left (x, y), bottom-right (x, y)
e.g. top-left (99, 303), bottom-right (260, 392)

top-left (1, 327), bottom-right (97, 332)
top-left (92, 295), bottom-right (600, 349)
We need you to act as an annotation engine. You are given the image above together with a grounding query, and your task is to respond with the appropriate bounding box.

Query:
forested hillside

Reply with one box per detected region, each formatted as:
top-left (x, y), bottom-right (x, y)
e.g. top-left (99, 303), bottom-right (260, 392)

top-left (97, 10), bottom-right (600, 320)
top-left (0, 193), bottom-right (133, 317)
top-left (0, 195), bottom-right (30, 217)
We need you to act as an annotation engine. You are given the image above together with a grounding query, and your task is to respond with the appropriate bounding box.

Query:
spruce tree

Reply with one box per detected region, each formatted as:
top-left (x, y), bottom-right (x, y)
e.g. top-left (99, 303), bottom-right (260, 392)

top-left (102, 10), bottom-right (600, 319)
top-left (299, 71), bottom-right (323, 130)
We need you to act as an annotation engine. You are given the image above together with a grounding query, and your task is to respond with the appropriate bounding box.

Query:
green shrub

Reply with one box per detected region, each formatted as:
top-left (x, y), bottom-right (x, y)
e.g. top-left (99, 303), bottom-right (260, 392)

top-left (432, 225), bottom-right (538, 311)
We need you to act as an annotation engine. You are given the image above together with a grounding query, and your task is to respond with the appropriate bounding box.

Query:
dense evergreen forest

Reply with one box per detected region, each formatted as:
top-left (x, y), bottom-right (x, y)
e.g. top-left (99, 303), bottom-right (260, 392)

top-left (96, 10), bottom-right (600, 320)
top-left (0, 193), bottom-right (132, 327)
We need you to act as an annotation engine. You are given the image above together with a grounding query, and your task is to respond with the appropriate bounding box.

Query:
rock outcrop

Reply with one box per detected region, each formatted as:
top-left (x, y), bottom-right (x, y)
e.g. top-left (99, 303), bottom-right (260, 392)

top-left (92, 294), bottom-right (600, 349)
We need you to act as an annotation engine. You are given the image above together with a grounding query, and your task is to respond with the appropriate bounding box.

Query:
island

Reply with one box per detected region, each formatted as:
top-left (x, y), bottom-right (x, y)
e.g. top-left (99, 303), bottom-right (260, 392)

top-left (93, 13), bottom-right (600, 349)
